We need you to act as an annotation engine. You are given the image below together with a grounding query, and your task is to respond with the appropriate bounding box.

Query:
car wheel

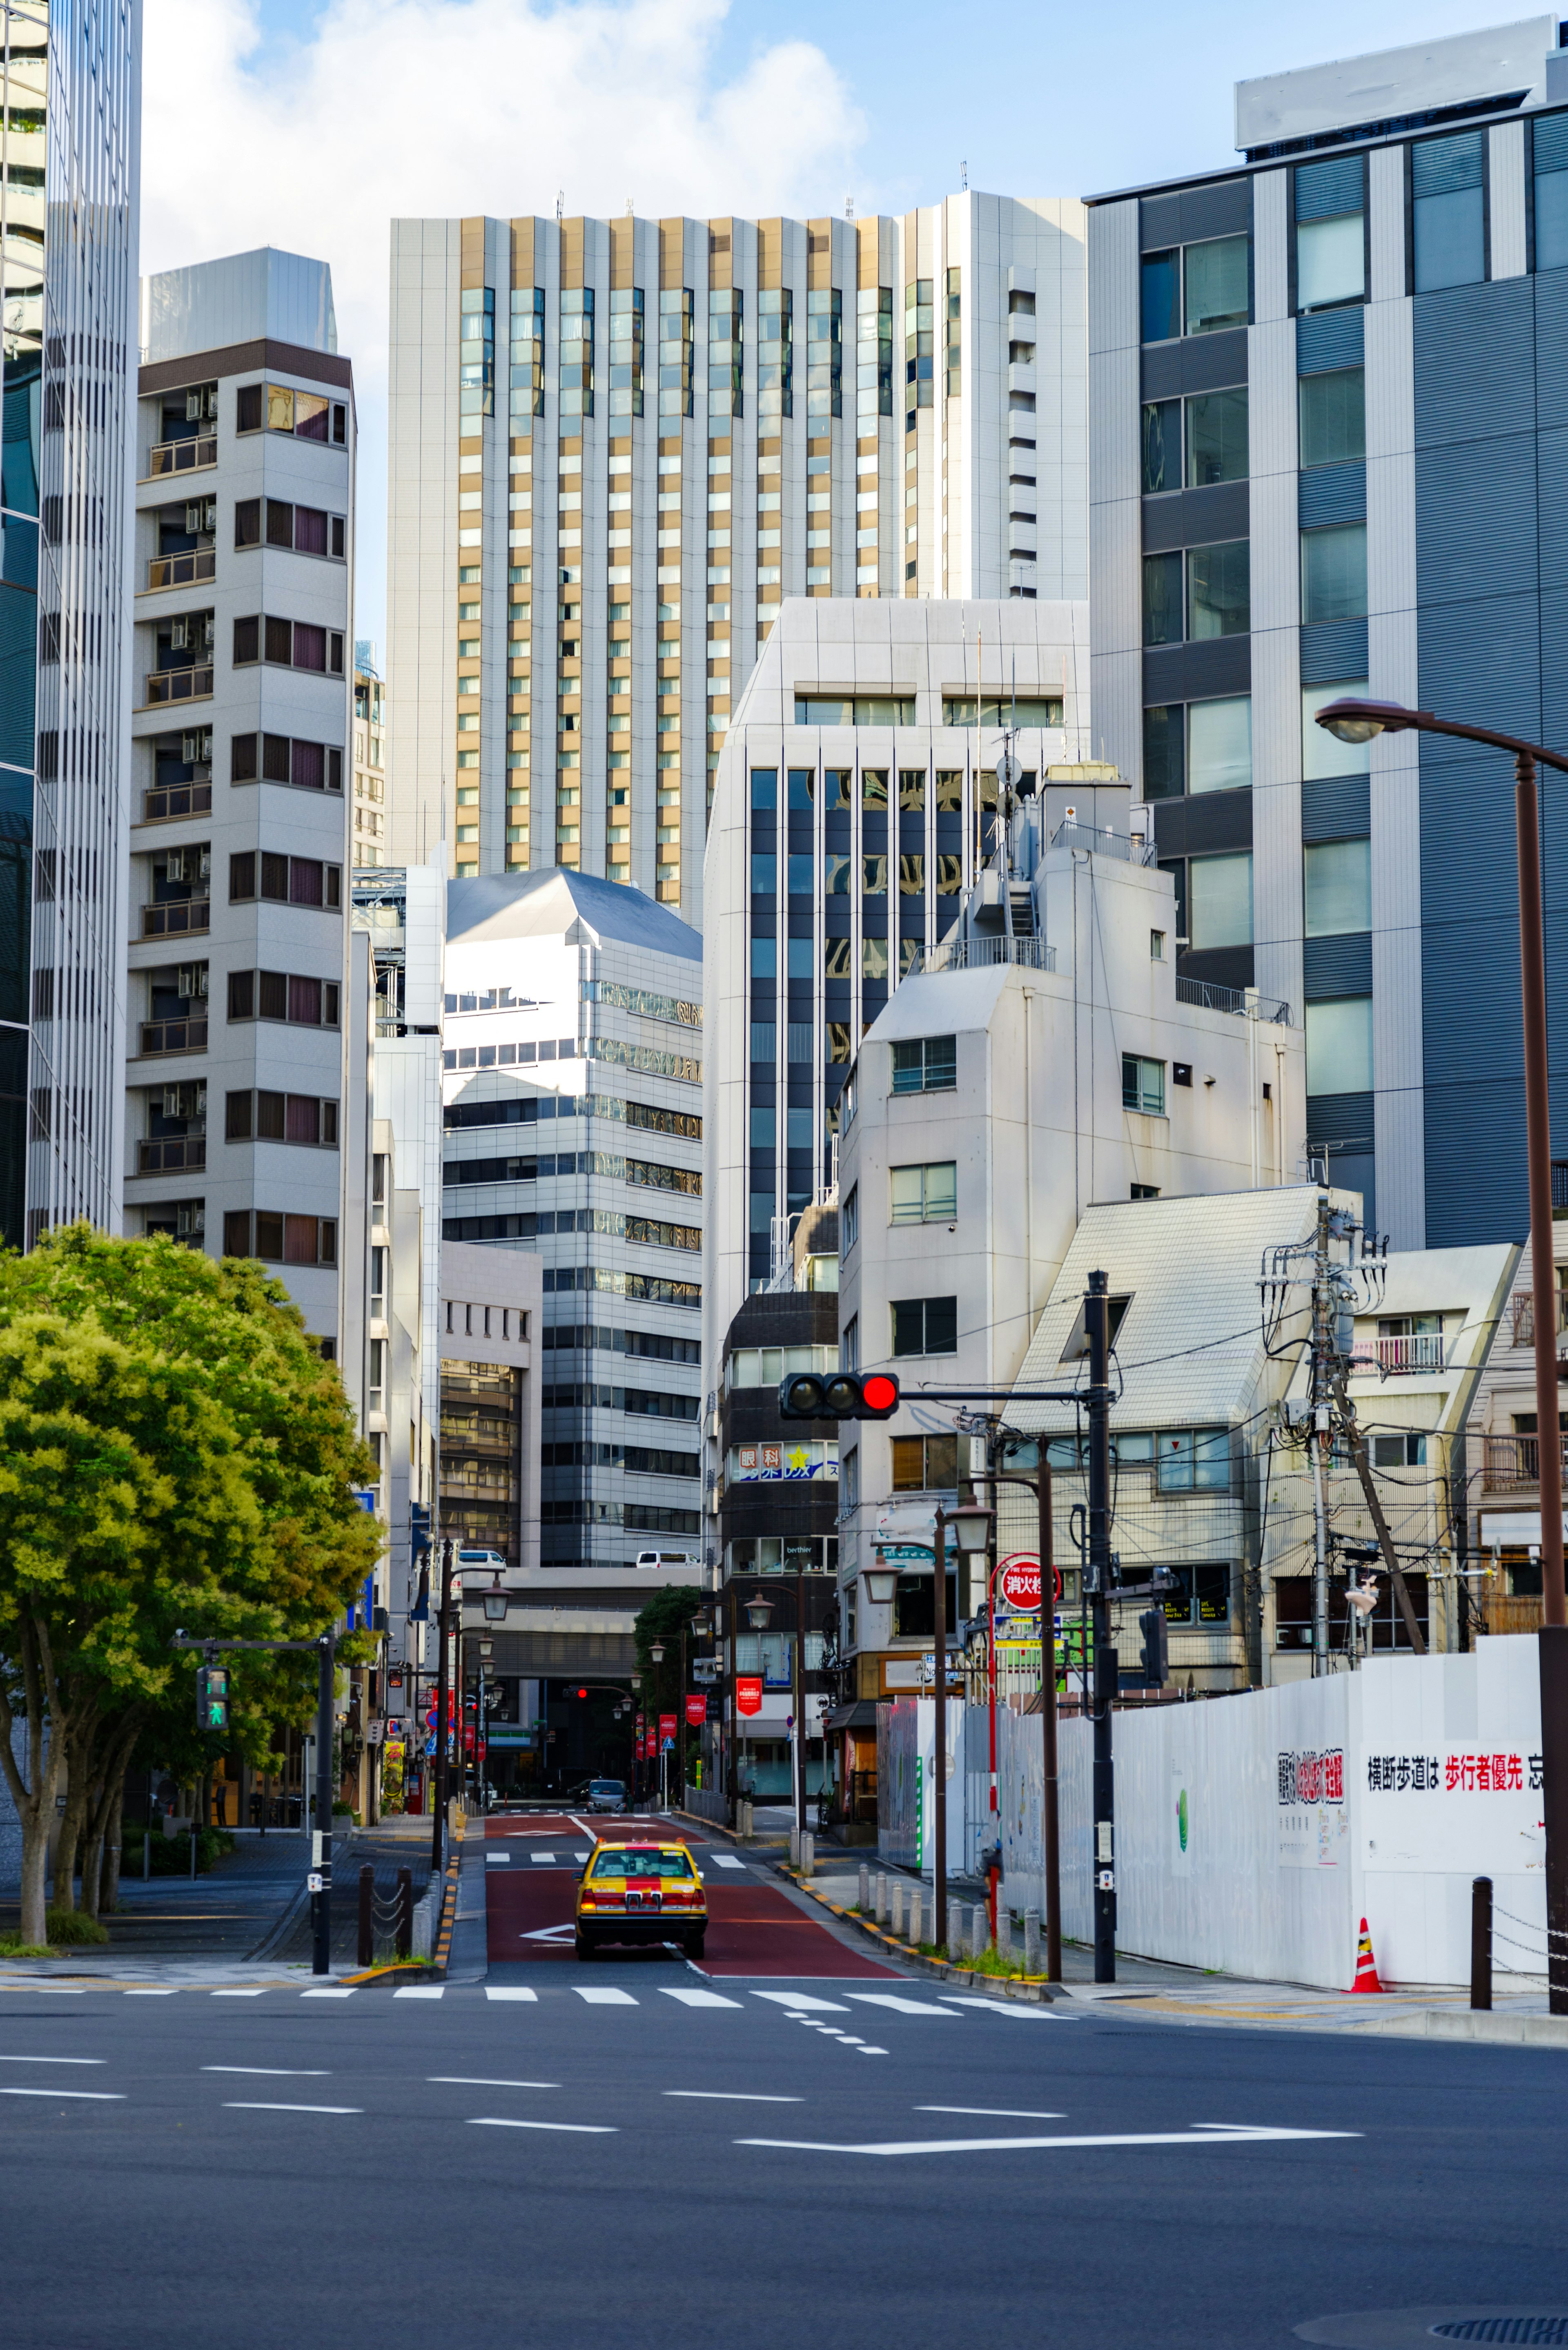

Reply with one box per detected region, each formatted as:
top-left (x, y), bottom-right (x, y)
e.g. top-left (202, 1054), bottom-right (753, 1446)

top-left (684, 1932), bottom-right (706, 1960)
top-left (575, 1932), bottom-right (595, 1960)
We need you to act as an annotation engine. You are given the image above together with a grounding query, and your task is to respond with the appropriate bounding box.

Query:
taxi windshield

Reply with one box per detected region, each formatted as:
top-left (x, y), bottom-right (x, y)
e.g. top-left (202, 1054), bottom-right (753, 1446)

top-left (590, 1848), bottom-right (695, 1880)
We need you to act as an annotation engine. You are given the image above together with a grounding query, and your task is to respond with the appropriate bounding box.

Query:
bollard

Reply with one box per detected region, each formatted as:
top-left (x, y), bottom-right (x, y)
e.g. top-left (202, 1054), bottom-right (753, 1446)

top-left (971, 1905), bottom-right (989, 1965)
top-left (997, 1906), bottom-right (1013, 1965)
top-left (889, 1880), bottom-right (904, 1937)
top-left (357, 1863), bottom-right (374, 1969)
top-left (800, 1831), bottom-right (813, 1877)
top-left (948, 1907), bottom-right (968, 1966)
top-left (1025, 1907), bottom-right (1042, 1975)
top-left (858, 1863), bottom-right (870, 1912)
top-left (875, 1869), bottom-right (889, 1926)
top-left (1471, 1874), bottom-right (1493, 2011)
top-left (396, 1865), bottom-right (413, 1962)
top-left (907, 1888), bottom-right (922, 1946)
top-left (789, 1827), bottom-right (800, 1869)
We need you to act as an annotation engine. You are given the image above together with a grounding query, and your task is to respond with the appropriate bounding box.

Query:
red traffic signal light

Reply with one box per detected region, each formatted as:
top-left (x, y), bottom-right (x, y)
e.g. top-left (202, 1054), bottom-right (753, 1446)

top-left (779, 1369), bottom-right (900, 1422)
top-left (577, 1686), bottom-right (588, 1700)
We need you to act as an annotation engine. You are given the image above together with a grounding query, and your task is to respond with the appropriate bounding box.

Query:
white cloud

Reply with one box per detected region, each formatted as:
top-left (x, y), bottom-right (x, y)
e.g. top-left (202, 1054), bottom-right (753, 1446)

top-left (140, 0), bottom-right (865, 639)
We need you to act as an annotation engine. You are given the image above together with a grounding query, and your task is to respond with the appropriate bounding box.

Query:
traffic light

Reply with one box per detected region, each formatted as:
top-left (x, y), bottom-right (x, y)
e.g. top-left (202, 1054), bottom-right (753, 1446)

top-left (577, 1687), bottom-right (588, 1701)
top-left (410, 1501), bottom-right (432, 1560)
top-left (195, 1663), bottom-right (229, 1732)
top-left (1138, 1607), bottom-right (1168, 1688)
top-left (778, 1368), bottom-right (900, 1421)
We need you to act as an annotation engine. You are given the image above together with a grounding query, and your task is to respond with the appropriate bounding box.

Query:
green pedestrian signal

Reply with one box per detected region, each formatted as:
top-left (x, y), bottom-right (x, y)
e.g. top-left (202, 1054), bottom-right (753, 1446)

top-left (196, 1663), bottom-right (229, 1733)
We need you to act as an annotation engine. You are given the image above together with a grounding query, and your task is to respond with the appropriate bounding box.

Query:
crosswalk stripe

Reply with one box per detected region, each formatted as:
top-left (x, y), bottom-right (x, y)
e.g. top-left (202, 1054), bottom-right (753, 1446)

top-left (938, 1996), bottom-right (1067, 2019)
top-left (301, 1989), bottom-right (356, 2000)
top-left (574, 1987), bottom-right (637, 2006)
top-left (485, 1853), bottom-right (510, 1864)
top-left (123, 1989), bottom-right (180, 1996)
top-left (484, 1987), bottom-right (539, 2003)
top-left (212, 1989), bottom-right (268, 1998)
top-left (393, 1986), bottom-right (444, 2000)
top-left (751, 1991), bottom-right (850, 2013)
top-left (661, 1988), bottom-right (743, 2009)
top-left (469, 2117), bottom-right (616, 2134)
top-left (847, 1994), bottom-right (959, 2017)
top-left (710, 1855), bottom-right (746, 1870)
top-left (0, 2086), bottom-right (124, 2100)
top-left (530, 1852), bottom-right (555, 1864)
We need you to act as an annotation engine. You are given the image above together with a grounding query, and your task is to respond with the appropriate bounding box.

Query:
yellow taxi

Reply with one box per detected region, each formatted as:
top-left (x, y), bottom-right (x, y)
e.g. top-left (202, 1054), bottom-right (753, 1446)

top-left (574, 1837), bottom-right (707, 1960)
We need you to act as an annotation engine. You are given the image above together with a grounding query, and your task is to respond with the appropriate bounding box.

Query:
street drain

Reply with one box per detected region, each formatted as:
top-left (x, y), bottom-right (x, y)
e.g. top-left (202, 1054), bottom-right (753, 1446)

top-left (1431, 2327), bottom-right (1568, 2344)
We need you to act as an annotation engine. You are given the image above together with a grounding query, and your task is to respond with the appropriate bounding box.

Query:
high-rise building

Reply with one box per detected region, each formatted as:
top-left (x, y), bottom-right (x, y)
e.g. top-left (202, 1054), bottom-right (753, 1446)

top-left (128, 248), bottom-right (354, 1344)
top-left (384, 198), bottom-right (1087, 922)
top-left (439, 868), bottom-right (703, 1574)
top-left (1086, 16), bottom-right (1568, 1249)
top-left (352, 641), bottom-right (387, 865)
top-left (0, 0), bottom-right (141, 1248)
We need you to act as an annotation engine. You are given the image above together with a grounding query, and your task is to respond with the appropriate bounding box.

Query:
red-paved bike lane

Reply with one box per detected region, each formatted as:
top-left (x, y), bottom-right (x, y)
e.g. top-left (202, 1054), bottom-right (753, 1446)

top-left (481, 1815), bottom-right (896, 1978)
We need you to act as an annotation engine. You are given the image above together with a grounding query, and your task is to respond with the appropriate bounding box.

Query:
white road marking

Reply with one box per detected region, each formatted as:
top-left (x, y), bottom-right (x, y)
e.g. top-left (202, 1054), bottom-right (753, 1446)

top-left (0, 2086), bottom-right (123, 2100)
top-left (211, 1989), bottom-right (269, 1998)
top-left (751, 1992), bottom-right (849, 2013)
top-left (485, 1987), bottom-right (539, 2002)
top-left (661, 1988), bottom-right (742, 2009)
top-left (665, 2090), bottom-right (803, 2103)
top-left (857, 2047), bottom-right (890, 2056)
top-left (710, 1855), bottom-right (746, 1870)
top-left (566, 1816), bottom-right (598, 1842)
top-left (203, 2067), bottom-right (330, 2078)
top-left (0, 2054), bottom-right (105, 2065)
top-left (520, 1924), bottom-right (576, 1943)
top-left (393, 1986), bottom-right (444, 2000)
top-left (529, 1852), bottom-right (556, 1864)
top-left (846, 1994), bottom-right (959, 2018)
top-left (34, 1989), bottom-right (83, 1996)
top-left (123, 1989), bottom-right (180, 1997)
top-left (918, 2105), bottom-right (1067, 2119)
top-left (938, 1996), bottom-right (1066, 2019)
top-left (739, 2124), bottom-right (1363, 2158)
top-left (429, 2076), bottom-right (559, 2089)
top-left (468, 2116), bottom-right (616, 2134)
top-left (224, 2102), bottom-right (361, 2116)
top-left (574, 1851), bottom-right (590, 1861)
top-left (574, 1987), bottom-right (637, 2006)
top-left (485, 1852), bottom-right (510, 1865)
top-left (300, 1989), bottom-right (356, 2000)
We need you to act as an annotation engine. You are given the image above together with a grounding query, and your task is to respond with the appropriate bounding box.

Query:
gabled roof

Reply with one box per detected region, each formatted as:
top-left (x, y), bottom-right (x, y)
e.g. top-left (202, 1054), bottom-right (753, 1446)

top-left (447, 870), bottom-right (701, 965)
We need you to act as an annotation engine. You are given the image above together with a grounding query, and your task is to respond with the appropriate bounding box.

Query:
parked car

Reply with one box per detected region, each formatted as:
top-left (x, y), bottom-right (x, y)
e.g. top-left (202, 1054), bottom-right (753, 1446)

top-left (633, 1550), bottom-right (702, 1571)
top-left (586, 1779), bottom-right (627, 1813)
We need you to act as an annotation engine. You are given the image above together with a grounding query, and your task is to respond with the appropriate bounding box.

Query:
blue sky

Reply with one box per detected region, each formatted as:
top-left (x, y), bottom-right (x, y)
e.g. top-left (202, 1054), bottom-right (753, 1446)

top-left (157, 0), bottom-right (1540, 645)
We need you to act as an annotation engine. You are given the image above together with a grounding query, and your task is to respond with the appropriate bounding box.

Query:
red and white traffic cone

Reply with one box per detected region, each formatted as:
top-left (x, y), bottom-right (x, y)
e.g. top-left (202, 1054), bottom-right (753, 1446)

top-left (1349, 1916), bottom-right (1383, 1993)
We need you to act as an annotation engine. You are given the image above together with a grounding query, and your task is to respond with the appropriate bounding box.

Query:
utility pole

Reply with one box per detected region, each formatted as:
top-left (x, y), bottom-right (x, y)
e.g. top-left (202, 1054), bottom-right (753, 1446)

top-left (1086, 1270), bottom-right (1116, 1984)
top-left (431, 1536), bottom-right (452, 1874)
top-left (1310, 1193), bottom-right (1332, 1677)
top-left (933, 1504), bottom-right (948, 1949)
top-left (312, 1631), bottom-right (335, 1976)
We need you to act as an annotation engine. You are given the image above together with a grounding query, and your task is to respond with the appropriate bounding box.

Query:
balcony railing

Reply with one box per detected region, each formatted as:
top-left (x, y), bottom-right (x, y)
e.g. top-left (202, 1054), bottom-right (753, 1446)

top-left (1509, 1289), bottom-right (1568, 1348)
top-left (138, 1137), bottom-right (206, 1175)
top-left (146, 548), bottom-right (215, 592)
top-left (146, 435), bottom-right (216, 477)
top-left (904, 935), bottom-right (1057, 979)
top-left (1481, 1433), bottom-right (1568, 1492)
top-left (145, 665), bottom-right (213, 707)
top-left (138, 1016), bottom-right (207, 1057)
top-left (143, 781), bottom-right (212, 823)
top-left (142, 899), bottom-right (209, 938)
top-left (1351, 1333), bottom-right (1448, 1376)
top-left (1175, 975), bottom-right (1293, 1025)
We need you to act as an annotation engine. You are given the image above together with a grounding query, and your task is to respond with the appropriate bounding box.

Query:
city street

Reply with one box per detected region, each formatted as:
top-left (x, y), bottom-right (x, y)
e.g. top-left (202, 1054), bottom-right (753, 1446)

top-left (2, 1883), bottom-right (1564, 2348)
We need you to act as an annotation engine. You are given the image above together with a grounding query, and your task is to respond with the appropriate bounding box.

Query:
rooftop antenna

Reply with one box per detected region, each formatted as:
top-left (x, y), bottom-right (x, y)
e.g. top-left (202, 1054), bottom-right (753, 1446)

top-left (625, 197), bottom-right (633, 217)
top-left (556, 190), bottom-right (564, 223)
top-left (960, 160), bottom-right (969, 191)
top-left (846, 193), bottom-right (855, 220)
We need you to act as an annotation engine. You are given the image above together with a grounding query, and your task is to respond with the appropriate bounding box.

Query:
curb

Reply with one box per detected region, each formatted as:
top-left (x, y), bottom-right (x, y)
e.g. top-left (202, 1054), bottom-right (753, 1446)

top-left (1378, 2005), bottom-right (1568, 2049)
top-left (340, 1960), bottom-right (442, 1989)
top-left (668, 1806), bottom-right (762, 1848)
top-left (432, 1822), bottom-right (464, 1977)
top-left (779, 1867), bottom-right (1072, 2003)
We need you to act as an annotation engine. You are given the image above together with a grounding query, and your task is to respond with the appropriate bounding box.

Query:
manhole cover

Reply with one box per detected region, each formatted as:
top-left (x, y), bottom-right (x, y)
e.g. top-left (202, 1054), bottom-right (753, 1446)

top-left (1431, 2328), bottom-right (1568, 2345)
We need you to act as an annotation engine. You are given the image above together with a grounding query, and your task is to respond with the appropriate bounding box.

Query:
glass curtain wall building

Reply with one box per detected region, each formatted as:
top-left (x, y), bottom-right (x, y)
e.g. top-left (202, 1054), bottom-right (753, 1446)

top-left (1087, 18), bottom-right (1568, 1247)
top-left (1, 0), bottom-right (141, 1247)
top-left (384, 196), bottom-right (1087, 927)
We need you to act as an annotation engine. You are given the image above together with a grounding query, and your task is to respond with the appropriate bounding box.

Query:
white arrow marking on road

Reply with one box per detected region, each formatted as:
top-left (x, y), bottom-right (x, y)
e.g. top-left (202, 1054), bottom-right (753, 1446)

top-left (468, 2117), bottom-right (616, 2134)
top-left (519, 1924), bottom-right (575, 1943)
top-left (750, 1992), bottom-right (850, 2013)
top-left (0, 2086), bottom-right (124, 2100)
top-left (224, 2102), bottom-right (361, 2116)
top-left (846, 1994), bottom-right (960, 2017)
top-left (737, 2125), bottom-right (1362, 2158)
top-left (485, 1987), bottom-right (539, 2002)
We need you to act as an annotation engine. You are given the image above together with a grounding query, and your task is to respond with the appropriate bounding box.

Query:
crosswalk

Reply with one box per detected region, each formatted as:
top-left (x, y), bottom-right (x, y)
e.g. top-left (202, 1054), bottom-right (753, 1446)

top-left (0, 1980), bottom-right (1067, 2015)
top-left (484, 1849), bottom-right (753, 1875)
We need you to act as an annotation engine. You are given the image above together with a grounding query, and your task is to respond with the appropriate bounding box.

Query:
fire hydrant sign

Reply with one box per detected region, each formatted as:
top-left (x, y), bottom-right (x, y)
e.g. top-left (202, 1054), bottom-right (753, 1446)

top-left (997, 1554), bottom-right (1062, 1612)
top-left (735, 1674), bottom-right (763, 1717)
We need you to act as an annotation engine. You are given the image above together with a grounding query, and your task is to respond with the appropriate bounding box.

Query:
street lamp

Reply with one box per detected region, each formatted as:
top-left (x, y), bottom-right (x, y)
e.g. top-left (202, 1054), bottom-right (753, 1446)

top-left (1317, 693), bottom-right (1568, 2013)
top-left (741, 1582), bottom-right (811, 1841)
top-left (930, 1504), bottom-right (992, 1952)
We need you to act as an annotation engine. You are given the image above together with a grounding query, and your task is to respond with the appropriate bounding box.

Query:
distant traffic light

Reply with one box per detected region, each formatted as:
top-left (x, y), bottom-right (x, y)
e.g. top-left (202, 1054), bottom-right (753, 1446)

top-left (196, 1663), bottom-right (229, 1732)
top-left (577, 1687), bottom-right (588, 1701)
top-left (778, 1369), bottom-right (900, 1421)
top-left (1138, 1608), bottom-right (1168, 1688)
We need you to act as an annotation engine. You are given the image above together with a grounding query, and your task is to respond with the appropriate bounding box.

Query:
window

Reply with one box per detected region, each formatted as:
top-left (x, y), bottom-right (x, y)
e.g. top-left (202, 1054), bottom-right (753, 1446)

top-left (1156, 1429), bottom-right (1229, 1493)
top-left (231, 733), bottom-right (343, 793)
top-left (1304, 838), bottom-right (1371, 936)
top-left (1188, 696), bottom-right (1251, 794)
top-left (1189, 852), bottom-right (1253, 950)
top-left (1187, 388), bottom-right (1248, 486)
top-left (889, 1161), bottom-right (957, 1223)
top-left (229, 853), bottom-right (341, 910)
top-left (222, 1209), bottom-right (338, 1266)
top-left (890, 1296), bottom-right (958, 1356)
top-left (841, 1186), bottom-right (859, 1250)
top-left (1160, 1563), bottom-right (1232, 1623)
top-left (1305, 997), bottom-right (1373, 1095)
top-left (1143, 551), bottom-right (1182, 647)
top-left (1150, 930), bottom-right (1165, 960)
top-left (787, 854), bottom-right (814, 895)
top-left (1122, 1054), bottom-right (1165, 1116)
top-left (787, 938), bottom-right (812, 979)
top-left (1140, 250), bottom-right (1179, 343)
top-left (1302, 679), bottom-right (1370, 778)
top-left (227, 969), bottom-right (341, 1028)
top-left (1131, 1182), bottom-right (1160, 1200)
top-left (823, 938), bottom-right (853, 980)
top-left (1187, 541), bottom-right (1250, 639)
top-left (1058, 1294), bottom-right (1132, 1361)
top-left (751, 935), bottom-right (775, 978)
top-left (786, 1106), bottom-right (812, 1150)
top-left (891, 1434), bottom-right (958, 1492)
top-left (891, 1036), bottom-right (956, 1094)
top-left (751, 767), bottom-right (777, 808)
top-left (1301, 524), bottom-right (1366, 623)
top-left (254, 500), bottom-right (346, 560)
top-left (235, 383), bottom-right (346, 444)
top-left (1141, 397), bottom-right (1179, 494)
top-left (842, 1314), bottom-right (858, 1371)
top-left (862, 937), bottom-right (888, 981)
top-left (233, 615), bottom-right (345, 676)
top-left (793, 695), bottom-right (915, 725)
top-left (234, 498), bottom-right (260, 548)
top-left (1143, 705), bottom-right (1183, 799)
top-left (1184, 236), bottom-right (1249, 335)
top-left (750, 1022), bottom-right (775, 1062)
top-left (1412, 131), bottom-right (1486, 293)
top-left (749, 1106), bottom-right (774, 1148)
top-left (1535, 114), bottom-right (1568, 271)
top-left (225, 1090), bottom-right (339, 1147)
top-left (1372, 1433), bottom-right (1428, 1468)
top-left (1298, 368), bottom-right (1365, 468)
top-left (751, 854), bottom-right (776, 893)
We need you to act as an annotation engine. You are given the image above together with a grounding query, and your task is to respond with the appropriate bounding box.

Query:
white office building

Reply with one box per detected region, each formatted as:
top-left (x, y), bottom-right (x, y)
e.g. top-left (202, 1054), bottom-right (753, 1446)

top-left (127, 248), bottom-right (355, 1349)
top-left (384, 196), bottom-right (1087, 922)
top-left (440, 869), bottom-right (704, 1574)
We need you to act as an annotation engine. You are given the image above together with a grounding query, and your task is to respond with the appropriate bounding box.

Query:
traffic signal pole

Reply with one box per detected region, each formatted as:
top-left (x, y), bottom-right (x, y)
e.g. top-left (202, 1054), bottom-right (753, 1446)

top-left (432, 1537), bottom-right (452, 1875)
top-left (312, 1631), bottom-right (335, 1976)
top-left (1086, 1271), bottom-right (1117, 1984)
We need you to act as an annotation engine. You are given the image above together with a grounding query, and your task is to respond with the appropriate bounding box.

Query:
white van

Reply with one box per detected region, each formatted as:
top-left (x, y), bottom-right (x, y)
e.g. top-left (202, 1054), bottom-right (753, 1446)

top-left (633, 1550), bottom-right (702, 1571)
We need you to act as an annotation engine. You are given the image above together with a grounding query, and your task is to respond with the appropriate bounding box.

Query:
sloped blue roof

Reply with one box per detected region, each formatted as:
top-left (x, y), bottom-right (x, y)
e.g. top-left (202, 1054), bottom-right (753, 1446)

top-left (447, 869), bottom-right (701, 965)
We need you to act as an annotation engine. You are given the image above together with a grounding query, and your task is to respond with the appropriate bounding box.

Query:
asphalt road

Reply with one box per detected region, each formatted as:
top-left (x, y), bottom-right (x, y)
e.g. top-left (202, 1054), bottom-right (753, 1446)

top-left (1, 1957), bottom-right (1564, 2348)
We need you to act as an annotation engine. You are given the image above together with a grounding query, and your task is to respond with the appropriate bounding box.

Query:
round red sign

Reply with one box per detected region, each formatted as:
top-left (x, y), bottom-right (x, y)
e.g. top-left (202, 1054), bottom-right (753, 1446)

top-left (997, 1554), bottom-right (1061, 1612)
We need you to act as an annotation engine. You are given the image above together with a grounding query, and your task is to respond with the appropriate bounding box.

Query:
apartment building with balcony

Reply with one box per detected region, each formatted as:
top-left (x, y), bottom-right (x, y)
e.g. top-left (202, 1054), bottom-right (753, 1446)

top-left (1464, 1200), bottom-right (1568, 1625)
top-left (384, 196), bottom-right (1087, 925)
top-left (353, 640), bottom-right (388, 865)
top-left (126, 249), bottom-right (355, 1345)
top-left (0, 1), bottom-right (141, 1247)
top-left (1085, 16), bottom-right (1568, 1254)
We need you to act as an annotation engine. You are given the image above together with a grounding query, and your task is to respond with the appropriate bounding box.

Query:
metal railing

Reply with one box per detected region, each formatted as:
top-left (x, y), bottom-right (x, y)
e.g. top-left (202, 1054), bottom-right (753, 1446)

top-left (1481, 1433), bottom-right (1568, 1492)
top-left (905, 934), bottom-right (1057, 978)
top-left (1351, 1333), bottom-right (1447, 1375)
top-left (146, 434), bottom-right (216, 477)
top-left (142, 899), bottom-right (209, 938)
top-left (1509, 1289), bottom-right (1568, 1348)
top-left (147, 548), bottom-right (215, 591)
top-left (1175, 974), bottom-right (1293, 1024)
top-left (138, 1137), bottom-right (206, 1174)
top-left (143, 781), bottom-right (211, 823)
top-left (1051, 818), bottom-right (1157, 867)
top-left (139, 1016), bottom-right (207, 1057)
top-left (145, 665), bottom-right (213, 706)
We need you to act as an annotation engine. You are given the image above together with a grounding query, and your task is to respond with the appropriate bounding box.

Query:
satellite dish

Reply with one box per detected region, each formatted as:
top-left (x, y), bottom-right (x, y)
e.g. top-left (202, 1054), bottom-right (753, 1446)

top-left (997, 750), bottom-right (1023, 792)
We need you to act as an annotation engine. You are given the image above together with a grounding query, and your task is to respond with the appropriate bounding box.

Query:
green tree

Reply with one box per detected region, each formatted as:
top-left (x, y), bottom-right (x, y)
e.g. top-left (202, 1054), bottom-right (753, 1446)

top-left (0, 1228), bottom-right (379, 1942)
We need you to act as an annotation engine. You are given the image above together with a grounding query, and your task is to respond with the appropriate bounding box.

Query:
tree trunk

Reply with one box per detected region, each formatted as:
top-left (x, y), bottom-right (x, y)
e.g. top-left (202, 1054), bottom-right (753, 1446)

top-left (100, 1770), bottom-right (126, 1915)
top-left (52, 1723), bottom-right (92, 1918)
top-left (0, 1613), bottom-right (69, 1947)
top-left (80, 1717), bottom-right (138, 1919)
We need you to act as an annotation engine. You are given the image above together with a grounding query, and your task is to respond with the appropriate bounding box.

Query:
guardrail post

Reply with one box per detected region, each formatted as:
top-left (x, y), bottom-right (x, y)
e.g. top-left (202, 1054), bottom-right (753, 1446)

top-left (1470, 1875), bottom-right (1492, 2011)
top-left (358, 1863), bottom-right (373, 1969)
top-left (1025, 1907), bottom-right (1042, 1975)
